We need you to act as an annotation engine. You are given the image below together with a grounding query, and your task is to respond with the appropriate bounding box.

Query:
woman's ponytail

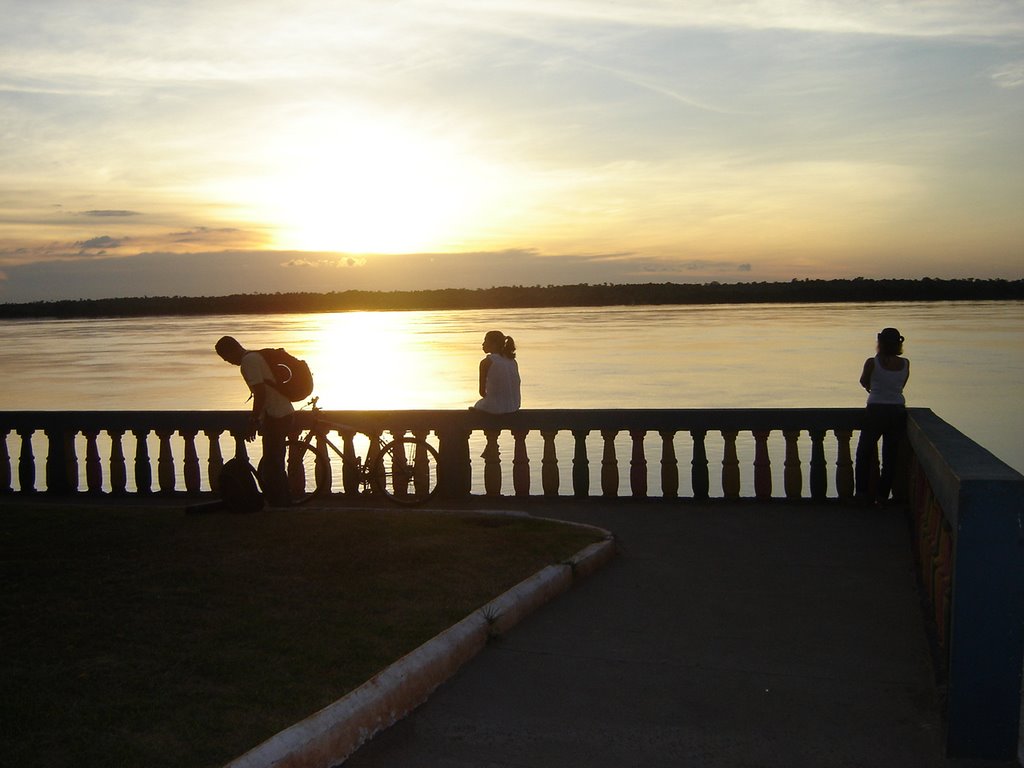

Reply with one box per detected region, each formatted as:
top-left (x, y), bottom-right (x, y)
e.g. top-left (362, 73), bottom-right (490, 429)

top-left (502, 335), bottom-right (516, 359)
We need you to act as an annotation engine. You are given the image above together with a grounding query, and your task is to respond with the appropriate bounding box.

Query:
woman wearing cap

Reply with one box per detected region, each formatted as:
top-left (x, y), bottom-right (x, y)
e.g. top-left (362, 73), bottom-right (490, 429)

top-left (855, 327), bottom-right (910, 504)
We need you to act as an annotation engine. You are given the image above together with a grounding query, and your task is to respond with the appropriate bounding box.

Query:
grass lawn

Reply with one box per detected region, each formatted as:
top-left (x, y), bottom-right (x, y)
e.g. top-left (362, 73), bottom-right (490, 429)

top-left (0, 500), bottom-right (604, 768)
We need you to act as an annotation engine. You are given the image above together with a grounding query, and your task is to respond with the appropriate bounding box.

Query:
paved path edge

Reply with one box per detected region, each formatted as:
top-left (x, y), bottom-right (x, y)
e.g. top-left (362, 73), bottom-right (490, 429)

top-left (224, 523), bottom-right (616, 768)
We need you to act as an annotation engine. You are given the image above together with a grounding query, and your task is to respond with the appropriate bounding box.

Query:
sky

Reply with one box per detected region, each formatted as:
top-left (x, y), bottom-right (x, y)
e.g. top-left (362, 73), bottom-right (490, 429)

top-left (1, 0), bottom-right (1022, 303)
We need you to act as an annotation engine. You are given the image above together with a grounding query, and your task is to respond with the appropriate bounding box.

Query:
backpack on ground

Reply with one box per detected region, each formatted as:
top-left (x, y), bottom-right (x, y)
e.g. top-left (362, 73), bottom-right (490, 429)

top-left (218, 457), bottom-right (264, 513)
top-left (259, 347), bottom-right (314, 402)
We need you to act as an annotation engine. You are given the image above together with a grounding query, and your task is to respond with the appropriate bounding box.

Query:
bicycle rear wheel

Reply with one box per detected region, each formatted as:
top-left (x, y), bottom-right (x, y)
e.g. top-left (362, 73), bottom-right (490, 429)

top-left (287, 438), bottom-right (331, 503)
top-left (370, 437), bottom-right (439, 505)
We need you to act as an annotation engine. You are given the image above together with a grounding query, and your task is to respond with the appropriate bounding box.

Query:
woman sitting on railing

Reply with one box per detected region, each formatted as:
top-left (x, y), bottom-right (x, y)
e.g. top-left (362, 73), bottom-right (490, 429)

top-left (471, 330), bottom-right (521, 415)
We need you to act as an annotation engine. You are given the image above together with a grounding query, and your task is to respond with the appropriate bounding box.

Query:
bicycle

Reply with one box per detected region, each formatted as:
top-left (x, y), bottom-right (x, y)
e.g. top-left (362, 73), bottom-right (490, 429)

top-left (282, 396), bottom-right (440, 505)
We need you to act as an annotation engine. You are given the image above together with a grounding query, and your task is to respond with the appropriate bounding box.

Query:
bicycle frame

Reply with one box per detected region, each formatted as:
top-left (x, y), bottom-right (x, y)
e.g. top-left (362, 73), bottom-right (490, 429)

top-left (287, 397), bottom-right (439, 504)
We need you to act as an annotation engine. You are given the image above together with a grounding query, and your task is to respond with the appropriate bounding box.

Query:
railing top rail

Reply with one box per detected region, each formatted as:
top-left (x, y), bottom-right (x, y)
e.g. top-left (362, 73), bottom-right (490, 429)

top-left (0, 407), bottom-right (869, 434)
top-left (907, 409), bottom-right (1024, 526)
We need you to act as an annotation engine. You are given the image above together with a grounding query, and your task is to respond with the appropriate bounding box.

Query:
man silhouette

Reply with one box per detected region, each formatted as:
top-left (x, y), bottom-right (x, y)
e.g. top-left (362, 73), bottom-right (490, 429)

top-left (215, 336), bottom-right (294, 507)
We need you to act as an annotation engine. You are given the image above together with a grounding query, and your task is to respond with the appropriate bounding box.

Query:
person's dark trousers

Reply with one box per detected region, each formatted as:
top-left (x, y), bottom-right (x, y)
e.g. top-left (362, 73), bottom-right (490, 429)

top-left (855, 404), bottom-right (906, 502)
top-left (261, 413), bottom-right (294, 507)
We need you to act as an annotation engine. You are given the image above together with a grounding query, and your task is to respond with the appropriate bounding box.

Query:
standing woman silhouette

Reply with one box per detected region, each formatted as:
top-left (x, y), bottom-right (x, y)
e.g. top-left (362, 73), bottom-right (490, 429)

top-left (472, 330), bottom-right (521, 414)
top-left (855, 327), bottom-right (910, 504)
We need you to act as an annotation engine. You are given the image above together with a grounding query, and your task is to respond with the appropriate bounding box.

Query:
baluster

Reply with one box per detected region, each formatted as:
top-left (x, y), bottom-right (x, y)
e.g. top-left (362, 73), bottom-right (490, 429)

top-left (0, 429), bottom-right (12, 493)
top-left (340, 429), bottom-right (358, 496)
top-left (753, 431), bottom-right (772, 499)
top-left (412, 430), bottom-right (432, 497)
top-left (659, 430), bottom-right (678, 499)
top-left (133, 430), bottom-right (153, 494)
top-left (66, 432), bottom-right (79, 491)
top-left (483, 430), bottom-right (502, 497)
top-left (286, 439), bottom-right (303, 498)
top-left (512, 430), bottom-right (530, 496)
top-left (288, 431), bottom-right (321, 498)
top-left (437, 427), bottom-right (472, 499)
top-left (600, 430), bottom-right (618, 498)
top-left (84, 430), bottom-right (103, 495)
top-left (835, 429), bottom-right (854, 499)
top-left (691, 430), bottom-right (709, 500)
top-left (572, 429), bottom-right (590, 498)
top-left (630, 430), bottom-right (648, 498)
top-left (18, 429), bottom-right (36, 493)
top-left (45, 429), bottom-right (76, 495)
top-left (284, 435), bottom-right (301, 498)
top-left (206, 431), bottom-right (224, 493)
top-left (181, 431), bottom-right (201, 494)
top-left (783, 430), bottom-right (802, 499)
top-left (541, 430), bottom-right (559, 497)
top-left (109, 430), bottom-right (127, 495)
top-left (231, 431), bottom-right (249, 461)
top-left (320, 432), bottom-right (336, 497)
top-left (722, 431), bottom-right (740, 499)
top-left (809, 430), bottom-right (827, 500)
top-left (387, 430), bottom-right (410, 499)
top-left (69, 432), bottom-right (80, 493)
top-left (156, 430), bottom-right (175, 494)
top-left (366, 430), bottom-right (384, 496)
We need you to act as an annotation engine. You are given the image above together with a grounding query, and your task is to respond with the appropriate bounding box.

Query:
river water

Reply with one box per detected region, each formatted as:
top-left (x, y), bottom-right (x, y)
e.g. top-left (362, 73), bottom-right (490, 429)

top-left (1, 301), bottom-right (1021, 475)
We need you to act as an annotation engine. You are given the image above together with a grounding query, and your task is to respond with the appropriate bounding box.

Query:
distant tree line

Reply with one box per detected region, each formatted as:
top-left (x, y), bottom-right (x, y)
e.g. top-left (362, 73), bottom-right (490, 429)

top-left (1, 277), bottom-right (1022, 320)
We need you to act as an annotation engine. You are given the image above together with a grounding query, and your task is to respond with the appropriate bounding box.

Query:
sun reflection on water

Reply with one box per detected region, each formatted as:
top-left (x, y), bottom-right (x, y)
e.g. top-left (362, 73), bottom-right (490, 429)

top-left (301, 312), bottom-right (477, 410)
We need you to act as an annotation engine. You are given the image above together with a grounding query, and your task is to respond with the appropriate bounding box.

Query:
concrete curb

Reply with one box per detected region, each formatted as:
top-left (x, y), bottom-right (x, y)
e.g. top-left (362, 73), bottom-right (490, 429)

top-left (225, 526), bottom-right (617, 768)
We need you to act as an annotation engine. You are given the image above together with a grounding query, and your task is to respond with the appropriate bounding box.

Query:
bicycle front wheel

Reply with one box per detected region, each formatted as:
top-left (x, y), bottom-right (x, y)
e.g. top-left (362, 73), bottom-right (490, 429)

top-left (287, 438), bottom-right (331, 503)
top-left (370, 437), bottom-right (440, 505)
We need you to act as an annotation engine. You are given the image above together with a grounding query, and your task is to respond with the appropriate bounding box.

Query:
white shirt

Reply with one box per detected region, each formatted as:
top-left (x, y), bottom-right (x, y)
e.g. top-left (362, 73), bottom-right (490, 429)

top-left (866, 356), bottom-right (909, 406)
top-left (241, 351), bottom-right (295, 418)
top-left (474, 354), bottom-right (521, 414)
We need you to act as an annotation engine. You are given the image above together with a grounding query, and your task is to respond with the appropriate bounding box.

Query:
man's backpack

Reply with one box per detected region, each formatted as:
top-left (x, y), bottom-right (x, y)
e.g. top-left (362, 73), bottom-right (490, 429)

top-left (218, 458), bottom-right (264, 513)
top-left (259, 348), bottom-right (314, 402)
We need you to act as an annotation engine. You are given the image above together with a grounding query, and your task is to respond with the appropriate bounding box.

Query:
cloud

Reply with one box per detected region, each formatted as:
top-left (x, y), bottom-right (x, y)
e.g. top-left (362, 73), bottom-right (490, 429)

top-left (78, 235), bottom-right (122, 250)
top-left (0, 227), bottom-right (268, 269)
top-left (81, 209), bottom-right (141, 217)
top-left (0, 248), bottom-right (763, 303)
top-left (281, 256), bottom-right (367, 269)
top-left (633, 258), bottom-right (745, 273)
top-left (169, 227), bottom-right (248, 245)
top-left (991, 60), bottom-right (1024, 88)
top-left (415, 0), bottom-right (1024, 40)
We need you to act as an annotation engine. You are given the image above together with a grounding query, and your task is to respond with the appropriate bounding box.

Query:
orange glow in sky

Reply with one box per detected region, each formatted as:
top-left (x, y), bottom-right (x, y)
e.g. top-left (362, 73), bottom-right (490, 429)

top-left (1, 1), bottom-right (1022, 301)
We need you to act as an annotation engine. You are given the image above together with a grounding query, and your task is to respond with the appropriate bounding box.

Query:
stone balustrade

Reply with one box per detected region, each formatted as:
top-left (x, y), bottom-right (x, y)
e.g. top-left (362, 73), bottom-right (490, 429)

top-left (0, 408), bottom-right (873, 499)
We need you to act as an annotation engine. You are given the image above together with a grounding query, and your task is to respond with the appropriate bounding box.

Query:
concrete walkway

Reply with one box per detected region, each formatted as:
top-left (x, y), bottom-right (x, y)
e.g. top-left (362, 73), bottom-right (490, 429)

top-left (342, 499), bottom-right (1005, 768)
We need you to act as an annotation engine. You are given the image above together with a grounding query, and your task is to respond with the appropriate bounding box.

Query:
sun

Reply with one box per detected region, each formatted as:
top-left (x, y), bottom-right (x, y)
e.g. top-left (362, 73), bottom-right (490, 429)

top-left (245, 119), bottom-right (489, 255)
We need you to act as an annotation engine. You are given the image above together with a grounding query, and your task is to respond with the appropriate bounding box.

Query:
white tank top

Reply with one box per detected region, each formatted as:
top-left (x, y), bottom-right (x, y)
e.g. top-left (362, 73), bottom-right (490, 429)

top-left (474, 354), bottom-right (521, 414)
top-left (867, 356), bottom-right (908, 406)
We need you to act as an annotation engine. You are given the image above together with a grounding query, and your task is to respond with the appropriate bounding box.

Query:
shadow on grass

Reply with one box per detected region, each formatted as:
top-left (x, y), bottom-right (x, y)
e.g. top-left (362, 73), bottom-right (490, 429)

top-left (0, 501), bottom-right (603, 768)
